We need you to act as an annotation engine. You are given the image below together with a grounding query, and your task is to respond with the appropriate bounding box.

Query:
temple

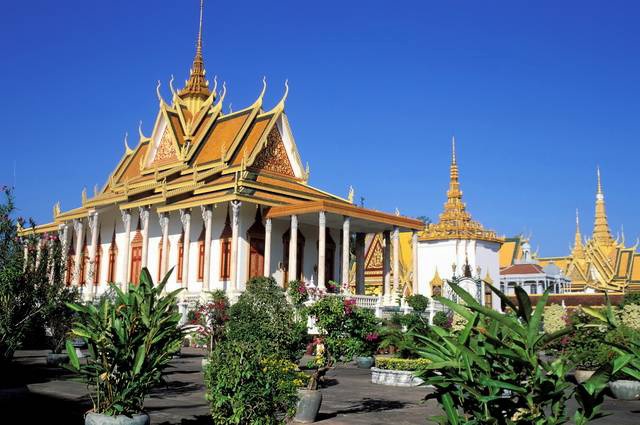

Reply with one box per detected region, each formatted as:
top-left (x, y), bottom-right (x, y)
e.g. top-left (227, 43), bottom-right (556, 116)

top-left (22, 1), bottom-right (423, 302)
top-left (403, 139), bottom-right (502, 308)
top-left (537, 168), bottom-right (640, 292)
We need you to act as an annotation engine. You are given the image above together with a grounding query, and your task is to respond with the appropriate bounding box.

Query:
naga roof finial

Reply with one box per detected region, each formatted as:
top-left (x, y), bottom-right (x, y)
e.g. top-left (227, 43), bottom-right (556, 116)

top-left (156, 80), bottom-right (166, 105)
top-left (124, 132), bottom-right (133, 155)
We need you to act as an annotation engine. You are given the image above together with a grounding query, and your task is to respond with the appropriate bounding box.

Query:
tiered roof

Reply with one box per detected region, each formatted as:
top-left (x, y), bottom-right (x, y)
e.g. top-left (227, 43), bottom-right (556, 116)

top-left (419, 138), bottom-right (503, 244)
top-left (34, 1), bottom-right (420, 233)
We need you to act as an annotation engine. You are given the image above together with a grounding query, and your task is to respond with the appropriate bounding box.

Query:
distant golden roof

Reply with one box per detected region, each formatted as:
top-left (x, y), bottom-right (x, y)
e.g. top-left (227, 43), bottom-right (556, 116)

top-left (420, 138), bottom-right (503, 244)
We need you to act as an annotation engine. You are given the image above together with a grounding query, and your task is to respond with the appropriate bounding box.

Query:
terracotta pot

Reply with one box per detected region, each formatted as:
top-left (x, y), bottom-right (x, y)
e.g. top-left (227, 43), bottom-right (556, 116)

top-left (609, 380), bottom-right (640, 400)
top-left (574, 369), bottom-right (595, 384)
top-left (85, 412), bottom-right (150, 425)
top-left (294, 389), bottom-right (322, 423)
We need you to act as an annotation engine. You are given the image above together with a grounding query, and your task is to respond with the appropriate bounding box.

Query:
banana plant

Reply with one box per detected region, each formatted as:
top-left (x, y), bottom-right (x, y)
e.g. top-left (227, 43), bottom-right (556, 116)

top-left (65, 268), bottom-right (185, 416)
top-left (416, 283), bottom-right (611, 425)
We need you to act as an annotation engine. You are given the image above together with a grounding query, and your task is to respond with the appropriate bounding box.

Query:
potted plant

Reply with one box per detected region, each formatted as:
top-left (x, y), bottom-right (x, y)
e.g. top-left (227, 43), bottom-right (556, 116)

top-left (65, 268), bottom-right (185, 425)
top-left (604, 325), bottom-right (640, 400)
top-left (566, 309), bottom-right (609, 383)
top-left (299, 296), bottom-right (380, 422)
top-left (355, 331), bottom-right (379, 368)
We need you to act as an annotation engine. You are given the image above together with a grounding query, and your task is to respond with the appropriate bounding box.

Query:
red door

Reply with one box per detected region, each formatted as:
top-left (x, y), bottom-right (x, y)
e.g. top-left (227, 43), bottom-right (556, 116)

top-left (130, 246), bottom-right (142, 284)
top-left (248, 237), bottom-right (265, 279)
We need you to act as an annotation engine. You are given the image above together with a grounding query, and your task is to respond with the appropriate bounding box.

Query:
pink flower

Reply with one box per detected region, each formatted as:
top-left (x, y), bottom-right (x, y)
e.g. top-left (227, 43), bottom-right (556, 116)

top-left (365, 332), bottom-right (379, 342)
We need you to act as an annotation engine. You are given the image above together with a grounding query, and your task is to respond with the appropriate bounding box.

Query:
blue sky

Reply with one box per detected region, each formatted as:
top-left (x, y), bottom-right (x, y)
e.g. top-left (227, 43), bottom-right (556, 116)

top-left (1, 0), bottom-right (639, 256)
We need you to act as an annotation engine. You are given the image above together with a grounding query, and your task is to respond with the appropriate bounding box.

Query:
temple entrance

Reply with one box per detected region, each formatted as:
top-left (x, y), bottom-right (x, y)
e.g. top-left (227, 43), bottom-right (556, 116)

top-left (318, 232), bottom-right (336, 283)
top-left (247, 208), bottom-right (266, 279)
top-left (283, 228), bottom-right (305, 287)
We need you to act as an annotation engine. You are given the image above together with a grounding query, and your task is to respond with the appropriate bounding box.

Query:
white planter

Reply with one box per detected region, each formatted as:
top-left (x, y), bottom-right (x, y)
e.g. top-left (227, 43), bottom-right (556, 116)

top-left (371, 367), bottom-right (424, 387)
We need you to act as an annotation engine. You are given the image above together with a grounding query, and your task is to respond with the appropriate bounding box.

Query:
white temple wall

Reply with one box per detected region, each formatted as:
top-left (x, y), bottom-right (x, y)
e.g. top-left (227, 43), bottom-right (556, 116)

top-left (270, 219), bottom-right (288, 285)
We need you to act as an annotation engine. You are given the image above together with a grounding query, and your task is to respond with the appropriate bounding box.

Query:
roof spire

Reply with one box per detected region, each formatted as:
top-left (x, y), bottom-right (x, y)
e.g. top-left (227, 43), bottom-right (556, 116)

top-left (451, 135), bottom-right (456, 165)
top-left (179, 0), bottom-right (211, 102)
top-left (593, 166), bottom-right (614, 245)
top-left (572, 208), bottom-right (585, 258)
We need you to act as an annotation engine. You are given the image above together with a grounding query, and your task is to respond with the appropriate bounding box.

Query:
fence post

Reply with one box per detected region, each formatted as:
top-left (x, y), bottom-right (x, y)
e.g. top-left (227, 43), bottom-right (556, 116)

top-left (428, 301), bottom-right (435, 325)
top-left (375, 295), bottom-right (383, 319)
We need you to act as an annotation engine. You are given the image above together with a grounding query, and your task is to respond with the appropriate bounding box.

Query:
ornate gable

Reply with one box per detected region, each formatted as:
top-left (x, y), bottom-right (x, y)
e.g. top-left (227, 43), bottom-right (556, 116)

top-left (252, 127), bottom-right (295, 177)
top-left (365, 235), bottom-right (384, 272)
top-left (150, 126), bottom-right (179, 167)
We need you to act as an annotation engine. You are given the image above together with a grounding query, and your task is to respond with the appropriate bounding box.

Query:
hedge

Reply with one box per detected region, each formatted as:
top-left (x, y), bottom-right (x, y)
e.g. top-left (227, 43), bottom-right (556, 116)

top-left (374, 357), bottom-right (431, 371)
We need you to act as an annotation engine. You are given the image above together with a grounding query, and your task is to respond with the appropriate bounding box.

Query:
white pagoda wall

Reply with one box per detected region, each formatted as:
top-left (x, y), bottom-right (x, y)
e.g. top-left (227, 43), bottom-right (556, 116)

top-left (417, 238), bottom-right (501, 310)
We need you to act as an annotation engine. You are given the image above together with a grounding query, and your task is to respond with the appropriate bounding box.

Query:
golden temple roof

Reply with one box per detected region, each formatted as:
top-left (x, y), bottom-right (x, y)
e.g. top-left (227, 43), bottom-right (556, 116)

top-left (419, 137), bottom-right (503, 244)
top-left (593, 167), bottom-right (614, 246)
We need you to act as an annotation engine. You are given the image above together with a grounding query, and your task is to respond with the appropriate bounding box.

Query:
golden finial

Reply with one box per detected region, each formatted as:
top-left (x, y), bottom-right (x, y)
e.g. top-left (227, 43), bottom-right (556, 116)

top-left (273, 79), bottom-right (289, 112)
top-left (179, 0), bottom-right (210, 100)
top-left (451, 136), bottom-right (456, 165)
top-left (169, 75), bottom-right (177, 98)
top-left (156, 80), bottom-right (166, 105)
top-left (93, 184), bottom-right (99, 197)
top-left (124, 132), bottom-right (133, 155)
top-left (597, 165), bottom-right (603, 195)
top-left (81, 187), bottom-right (87, 205)
top-left (347, 185), bottom-right (355, 203)
top-left (53, 201), bottom-right (61, 219)
top-left (138, 120), bottom-right (145, 139)
top-left (303, 162), bottom-right (310, 182)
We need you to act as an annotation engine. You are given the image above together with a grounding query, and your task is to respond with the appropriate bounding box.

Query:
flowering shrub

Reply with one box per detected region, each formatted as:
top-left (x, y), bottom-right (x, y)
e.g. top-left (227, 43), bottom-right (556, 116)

top-left (620, 304), bottom-right (640, 330)
top-left (432, 311), bottom-right (451, 329)
top-left (205, 339), bottom-right (300, 424)
top-left (326, 280), bottom-right (338, 293)
top-left (374, 357), bottom-right (430, 371)
top-left (544, 304), bottom-right (568, 334)
top-left (287, 280), bottom-right (308, 306)
top-left (189, 290), bottom-right (229, 353)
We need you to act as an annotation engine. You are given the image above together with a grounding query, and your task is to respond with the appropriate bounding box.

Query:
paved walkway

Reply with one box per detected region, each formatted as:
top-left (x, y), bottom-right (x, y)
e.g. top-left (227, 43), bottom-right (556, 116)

top-left (2, 348), bottom-right (640, 424)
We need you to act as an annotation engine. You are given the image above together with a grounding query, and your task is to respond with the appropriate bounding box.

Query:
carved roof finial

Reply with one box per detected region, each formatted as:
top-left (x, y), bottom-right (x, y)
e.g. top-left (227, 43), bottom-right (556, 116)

top-left (179, 0), bottom-right (211, 100)
top-left (124, 132), bottom-right (133, 155)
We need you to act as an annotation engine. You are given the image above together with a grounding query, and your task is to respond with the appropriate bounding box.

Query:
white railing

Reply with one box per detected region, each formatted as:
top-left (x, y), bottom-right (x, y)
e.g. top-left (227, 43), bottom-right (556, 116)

top-left (326, 293), bottom-right (379, 310)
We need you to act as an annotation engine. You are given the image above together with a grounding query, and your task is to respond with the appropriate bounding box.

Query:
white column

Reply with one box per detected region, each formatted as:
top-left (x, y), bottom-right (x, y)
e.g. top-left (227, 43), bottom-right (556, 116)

top-left (180, 209), bottom-right (191, 289)
top-left (72, 219), bottom-right (84, 286)
top-left (355, 233), bottom-right (365, 294)
top-left (60, 223), bottom-right (70, 257)
top-left (87, 212), bottom-right (99, 296)
top-left (158, 212), bottom-right (170, 278)
top-left (230, 201), bottom-right (241, 292)
top-left (318, 211), bottom-right (326, 290)
top-left (288, 214), bottom-right (298, 283)
top-left (139, 207), bottom-right (150, 268)
top-left (392, 226), bottom-right (400, 298)
top-left (383, 230), bottom-right (391, 299)
top-left (264, 218), bottom-right (272, 277)
top-left (120, 210), bottom-right (132, 289)
top-left (341, 216), bottom-right (350, 285)
top-left (201, 206), bottom-right (213, 291)
top-left (412, 231), bottom-right (418, 295)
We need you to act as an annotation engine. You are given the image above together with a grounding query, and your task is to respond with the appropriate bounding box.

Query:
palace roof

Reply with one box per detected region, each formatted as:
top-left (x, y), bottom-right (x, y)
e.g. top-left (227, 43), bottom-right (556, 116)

top-left (30, 3), bottom-right (422, 234)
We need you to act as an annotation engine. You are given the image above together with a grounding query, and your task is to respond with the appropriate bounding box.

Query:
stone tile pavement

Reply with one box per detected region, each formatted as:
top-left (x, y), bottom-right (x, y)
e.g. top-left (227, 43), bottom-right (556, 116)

top-left (2, 348), bottom-right (640, 424)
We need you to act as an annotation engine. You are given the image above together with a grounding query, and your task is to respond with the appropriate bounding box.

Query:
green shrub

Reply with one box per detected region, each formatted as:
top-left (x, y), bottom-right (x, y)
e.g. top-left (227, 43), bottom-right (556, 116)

top-left (620, 292), bottom-right (640, 308)
top-left (374, 357), bottom-right (430, 371)
top-left (308, 296), bottom-right (380, 360)
top-left (0, 187), bottom-right (48, 364)
top-left (66, 268), bottom-right (185, 416)
top-left (205, 339), bottom-right (301, 424)
top-left (417, 284), bottom-right (611, 425)
top-left (406, 294), bottom-right (429, 312)
top-left (226, 276), bottom-right (307, 361)
top-left (432, 311), bottom-right (450, 329)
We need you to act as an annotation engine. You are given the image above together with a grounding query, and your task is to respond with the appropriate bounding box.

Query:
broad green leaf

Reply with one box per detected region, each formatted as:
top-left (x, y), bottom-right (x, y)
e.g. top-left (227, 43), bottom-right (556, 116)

top-left (66, 340), bottom-right (80, 370)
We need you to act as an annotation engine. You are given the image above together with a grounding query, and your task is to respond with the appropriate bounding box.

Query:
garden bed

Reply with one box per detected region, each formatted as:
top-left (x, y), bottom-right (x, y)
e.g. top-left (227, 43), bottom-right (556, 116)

top-left (371, 358), bottom-right (430, 387)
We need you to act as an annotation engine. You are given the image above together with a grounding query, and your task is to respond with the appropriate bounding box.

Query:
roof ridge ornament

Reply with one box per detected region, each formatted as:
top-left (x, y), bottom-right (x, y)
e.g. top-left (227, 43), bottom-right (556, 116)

top-left (156, 80), bottom-right (166, 106)
top-left (138, 120), bottom-right (146, 139)
top-left (124, 132), bottom-right (133, 155)
top-left (169, 75), bottom-right (177, 99)
top-left (178, 0), bottom-right (210, 100)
